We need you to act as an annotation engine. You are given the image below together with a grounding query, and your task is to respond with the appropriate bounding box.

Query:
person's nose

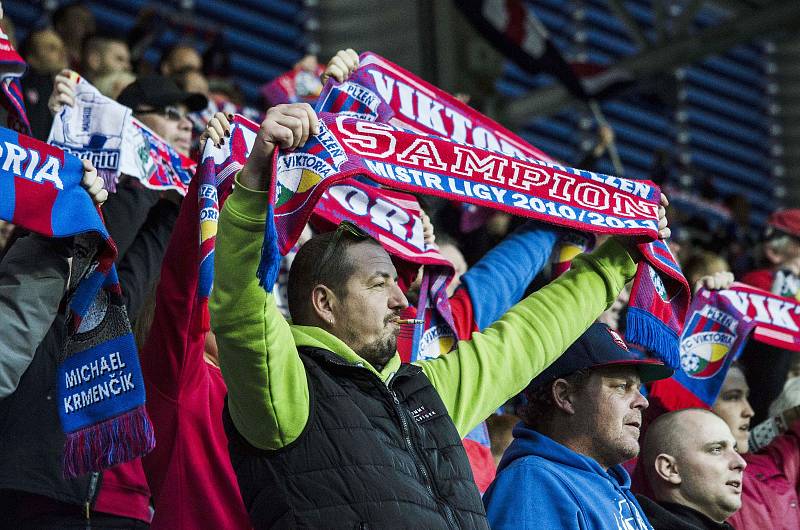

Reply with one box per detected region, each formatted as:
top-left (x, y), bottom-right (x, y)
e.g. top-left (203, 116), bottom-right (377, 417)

top-left (179, 115), bottom-right (192, 131)
top-left (389, 282), bottom-right (408, 311)
top-left (632, 387), bottom-right (649, 410)
top-left (742, 399), bottom-right (755, 419)
top-left (730, 449), bottom-right (747, 472)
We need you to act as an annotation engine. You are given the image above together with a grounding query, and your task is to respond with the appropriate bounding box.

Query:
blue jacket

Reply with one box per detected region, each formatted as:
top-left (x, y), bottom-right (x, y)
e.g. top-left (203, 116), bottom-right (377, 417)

top-left (461, 221), bottom-right (557, 330)
top-left (483, 423), bottom-right (653, 530)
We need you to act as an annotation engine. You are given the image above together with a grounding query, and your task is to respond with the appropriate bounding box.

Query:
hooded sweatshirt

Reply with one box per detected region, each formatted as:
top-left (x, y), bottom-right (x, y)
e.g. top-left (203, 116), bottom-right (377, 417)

top-left (209, 179), bottom-right (637, 453)
top-left (483, 423), bottom-right (652, 530)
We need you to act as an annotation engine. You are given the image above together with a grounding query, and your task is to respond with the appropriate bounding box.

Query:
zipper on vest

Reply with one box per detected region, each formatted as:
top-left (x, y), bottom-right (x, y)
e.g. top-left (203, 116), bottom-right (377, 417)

top-left (322, 356), bottom-right (458, 529)
top-left (84, 471), bottom-right (99, 528)
top-left (389, 387), bottom-right (457, 529)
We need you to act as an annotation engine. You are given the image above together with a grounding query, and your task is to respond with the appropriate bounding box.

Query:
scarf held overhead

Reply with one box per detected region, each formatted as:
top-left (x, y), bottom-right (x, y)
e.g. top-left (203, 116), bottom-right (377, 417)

top-left (197, 114), bottom-right (459, 359)
top-left (48, 73), bottom-right (196, 195)
top-left (316, 52), bottom-right (554, 163)
top-left (650, 287), bottom-right (757, 410)
top-left (314, 52), bottom-right (688, 366)
top-left (721, 282), bottom-right (800, 352)
top-left (0, 126), bottom-right (153, 477)
top-left (265, 111), bottom-right (689, 365)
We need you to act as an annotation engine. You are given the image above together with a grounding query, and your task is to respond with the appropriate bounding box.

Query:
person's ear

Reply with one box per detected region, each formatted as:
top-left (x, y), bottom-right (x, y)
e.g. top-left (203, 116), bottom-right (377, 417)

top-left (654, 453), bottom-right (681, 485)
top-left (310, 284), bottom-right (337, 327)
top-left (765, 245), bottom-right (784, 266)
top-left (85, 50), bottom-right (100, 72)
top-left (552, 379), bottom-right (577, 415)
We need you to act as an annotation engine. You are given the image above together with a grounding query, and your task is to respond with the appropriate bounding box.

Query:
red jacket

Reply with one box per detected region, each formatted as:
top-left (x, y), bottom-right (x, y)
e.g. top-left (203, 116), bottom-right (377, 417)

top-left (140, 177), bottom-right (251, 529)
top-left (93, 461), bottom-right (151, 522)
top-left (741, 268), bottom-right (774, 291)
top-left (728, 421), bottom-right (800, 530)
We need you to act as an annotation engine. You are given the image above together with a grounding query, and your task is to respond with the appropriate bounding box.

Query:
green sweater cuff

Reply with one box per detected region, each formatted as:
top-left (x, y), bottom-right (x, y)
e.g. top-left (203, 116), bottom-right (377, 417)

top-left (582, 238), bottom-right (638, 295)
top-left (226, 173), bottom-right (270, 228)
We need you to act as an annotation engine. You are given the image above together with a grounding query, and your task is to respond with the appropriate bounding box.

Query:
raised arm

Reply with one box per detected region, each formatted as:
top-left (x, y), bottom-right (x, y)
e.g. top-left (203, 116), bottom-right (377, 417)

top-left (420, 238), bottom-right (638, 436)
top-left (0, 160), bottom-right (106, 397)
top-left (138, 143), bottom-right (224, 398)
top-left (460, 221), bottom-right (558, 330)
top-left (209, 104), bottom-right (320, 450)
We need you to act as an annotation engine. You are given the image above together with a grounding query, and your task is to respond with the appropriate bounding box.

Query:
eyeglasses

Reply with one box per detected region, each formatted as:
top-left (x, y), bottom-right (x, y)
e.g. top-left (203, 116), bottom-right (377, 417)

top-left (313, 221), bottom-right (371, 282)
top-left (135, 105), bottom-right (188, 122)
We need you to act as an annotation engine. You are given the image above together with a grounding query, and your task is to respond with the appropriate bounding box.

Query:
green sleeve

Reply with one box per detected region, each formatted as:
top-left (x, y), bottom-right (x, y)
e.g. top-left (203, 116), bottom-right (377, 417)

top-left (209, 178), bottom-right (309, 450)
top-left (418, 238), bottom-right (637, 437)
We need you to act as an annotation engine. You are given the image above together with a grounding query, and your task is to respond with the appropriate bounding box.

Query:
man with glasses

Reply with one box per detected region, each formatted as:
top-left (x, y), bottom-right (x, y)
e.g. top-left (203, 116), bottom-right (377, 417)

top-left (117, 74), bottom-right (206, 157)
top-left (208, 103), bottom-right (671, 529)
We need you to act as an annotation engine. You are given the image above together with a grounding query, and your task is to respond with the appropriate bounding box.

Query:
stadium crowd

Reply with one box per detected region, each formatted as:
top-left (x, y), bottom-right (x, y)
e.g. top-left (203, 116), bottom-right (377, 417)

top-left (0, 3), bottom-right (799, 530)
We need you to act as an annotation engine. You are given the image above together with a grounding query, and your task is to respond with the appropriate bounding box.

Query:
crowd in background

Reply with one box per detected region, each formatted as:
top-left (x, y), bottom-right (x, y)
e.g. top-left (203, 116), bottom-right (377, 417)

top-left (1, 2), bottom-right (799, 530)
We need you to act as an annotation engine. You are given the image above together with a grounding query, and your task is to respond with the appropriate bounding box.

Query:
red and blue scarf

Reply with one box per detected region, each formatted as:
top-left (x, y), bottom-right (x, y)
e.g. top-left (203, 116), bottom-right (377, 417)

top-left (651, 281), bottom-right (800, 411)
top-left (650, 287), bottom-right (756, 409)
top-left (0, 127), bottom-right (154, 477)
top-left (0, 28), bottom-right (30, 134)
top-left (312, 52), bottom-right (689, 368)
top-left (196, 114), bottom-right (459, 358)
top-left (260, 111), bottom-right (689, 367)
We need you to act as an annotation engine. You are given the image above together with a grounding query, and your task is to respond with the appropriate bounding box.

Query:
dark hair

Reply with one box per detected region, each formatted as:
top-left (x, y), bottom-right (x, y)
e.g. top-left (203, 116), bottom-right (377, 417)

top-left (518, 368), bottom-right (592, 430)
top-left (81, 33), bottom-right (127, 61)
top-left (159, 43), bottom-right (201, 73)
top-left (287, 229), bottom-right (378, 324)
top-left (52, 2), bottom-right (91, 26)
top-left (19, 27), bottom-right (56, 60)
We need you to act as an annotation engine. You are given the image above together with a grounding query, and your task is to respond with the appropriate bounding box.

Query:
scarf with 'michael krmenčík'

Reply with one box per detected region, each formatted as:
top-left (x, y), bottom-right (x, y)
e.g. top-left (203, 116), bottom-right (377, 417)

top-left (0, 126), bottom-right (153, 478)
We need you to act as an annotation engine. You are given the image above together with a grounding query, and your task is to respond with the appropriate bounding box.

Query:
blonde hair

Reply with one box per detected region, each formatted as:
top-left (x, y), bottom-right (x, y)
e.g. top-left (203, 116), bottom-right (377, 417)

top-left (682, 251), bottom-right (730, 287)
top-left (769, 377), bottom-right (800, 417)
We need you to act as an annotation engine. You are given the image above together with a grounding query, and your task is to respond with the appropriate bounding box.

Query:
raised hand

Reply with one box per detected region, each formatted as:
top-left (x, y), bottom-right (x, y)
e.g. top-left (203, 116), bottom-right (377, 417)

top-left (238, 103), bottom-right (319, 190)
top-left (657, 193), bottom-right (670, 240)
top-left (80, 159), bottom-right (108, 206)
top-left (200, 111), bottom-right (231, 150)
top-left (47, 69), bottom-right (77, 116)
top-left (321, 48), bottom-right (359, 84)
top-left (694, 271), bottom-right (735, 294)
top-left (421, 210), bottom-right (435, 246)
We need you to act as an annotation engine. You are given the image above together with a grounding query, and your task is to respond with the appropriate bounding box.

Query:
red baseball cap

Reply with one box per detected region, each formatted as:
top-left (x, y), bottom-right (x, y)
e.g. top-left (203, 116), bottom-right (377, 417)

top-left (767, 209), bottom-right (800, 239)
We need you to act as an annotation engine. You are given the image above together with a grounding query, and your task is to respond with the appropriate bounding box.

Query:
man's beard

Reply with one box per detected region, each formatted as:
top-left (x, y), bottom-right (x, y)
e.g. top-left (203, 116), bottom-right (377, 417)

top-left (357, 332), bottom-right (398, 371)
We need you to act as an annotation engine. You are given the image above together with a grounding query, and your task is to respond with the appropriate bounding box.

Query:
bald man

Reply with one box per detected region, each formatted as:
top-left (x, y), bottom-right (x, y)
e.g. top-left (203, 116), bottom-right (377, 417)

top-left (637, 409), bottom-right (747, 530)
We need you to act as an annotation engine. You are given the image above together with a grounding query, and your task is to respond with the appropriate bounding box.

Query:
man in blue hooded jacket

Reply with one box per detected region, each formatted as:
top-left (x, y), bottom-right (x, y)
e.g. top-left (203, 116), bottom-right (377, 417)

top-left (483, 323), bottom-right (673, 529)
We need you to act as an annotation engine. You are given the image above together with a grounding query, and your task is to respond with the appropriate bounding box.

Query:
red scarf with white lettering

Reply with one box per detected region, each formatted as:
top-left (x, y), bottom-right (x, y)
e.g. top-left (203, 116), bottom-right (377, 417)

top-left (722, 282), bottom-right (800, 352)
top-left (258, 112), bottom-right (689, 367)
top-left (310, 178), bottom-right (457, 360)
top-left (648, 281), bottom-right (800, 414)
top-left (198, 115), bottom-right (459, 359)
top-left (312, 52), bottom-right (688, 367)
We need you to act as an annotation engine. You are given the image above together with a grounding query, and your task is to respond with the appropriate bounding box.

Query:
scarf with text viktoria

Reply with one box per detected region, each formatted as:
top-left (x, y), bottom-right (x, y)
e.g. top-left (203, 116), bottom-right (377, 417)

top-left (0, 126), bottom-right (153, 477)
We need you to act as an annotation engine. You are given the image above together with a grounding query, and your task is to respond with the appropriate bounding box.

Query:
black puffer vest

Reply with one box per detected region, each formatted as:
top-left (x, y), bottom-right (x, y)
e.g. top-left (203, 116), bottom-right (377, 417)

top-left (224, 346), bottom-right (489, 530)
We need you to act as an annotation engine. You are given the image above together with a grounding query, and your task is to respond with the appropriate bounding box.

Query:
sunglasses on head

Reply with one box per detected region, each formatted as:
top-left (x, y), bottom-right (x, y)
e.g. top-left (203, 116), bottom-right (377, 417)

top-left (314, 221), bottom-right (371, 281)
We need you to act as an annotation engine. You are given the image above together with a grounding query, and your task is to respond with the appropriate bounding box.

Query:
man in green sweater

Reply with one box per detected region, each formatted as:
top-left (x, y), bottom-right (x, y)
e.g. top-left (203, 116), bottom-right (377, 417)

top-left (208, 103), bottom-right (671, 529)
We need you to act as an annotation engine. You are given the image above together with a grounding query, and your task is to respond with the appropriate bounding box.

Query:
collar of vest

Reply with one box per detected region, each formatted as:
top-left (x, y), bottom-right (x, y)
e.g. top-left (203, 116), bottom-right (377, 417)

top-left (297, 345), bottom-right (422, 381)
